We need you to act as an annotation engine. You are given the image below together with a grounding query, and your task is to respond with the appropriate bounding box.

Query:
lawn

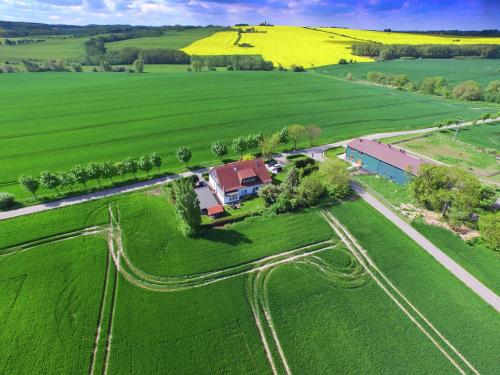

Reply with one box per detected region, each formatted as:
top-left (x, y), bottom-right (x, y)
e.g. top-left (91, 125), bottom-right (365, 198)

top-left (0, 70), bottom-right (486, 200)
top-left (395, 126), bottom-right (499, 184)
top-left (119, 193), bottom-right (332, 276)
top-left (356, 174), bottom-right (415, 207)
top-left (106, 28), bottom-right (223, 51)
top-left (330, 199), bottom-right (500, 374)
top-left (315, 58), bottom-right (500, 86)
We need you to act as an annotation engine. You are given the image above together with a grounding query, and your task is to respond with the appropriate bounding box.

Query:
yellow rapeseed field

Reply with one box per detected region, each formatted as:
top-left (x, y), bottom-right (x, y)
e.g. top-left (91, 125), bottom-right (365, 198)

top-left (182, 26), bottom-right (500, 68)
top-left (320, 27), bottom-right (500, 45)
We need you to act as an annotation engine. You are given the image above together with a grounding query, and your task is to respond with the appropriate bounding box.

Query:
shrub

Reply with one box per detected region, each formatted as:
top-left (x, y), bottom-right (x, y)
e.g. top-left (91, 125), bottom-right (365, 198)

top-left (338, 58), bottom-right (348, 65)
top-left (485, 80), bottom-right (500, 103)
top-left (294, 157), bottom-right (315, 169)
top-left (0, 192), bottom-right (15, 209)
top-left (291, 65), bottom-right (306, 72)
top-left (452, 80), bottom-right (483, 101)
top-left (478, 212), bottom-right (499, 251)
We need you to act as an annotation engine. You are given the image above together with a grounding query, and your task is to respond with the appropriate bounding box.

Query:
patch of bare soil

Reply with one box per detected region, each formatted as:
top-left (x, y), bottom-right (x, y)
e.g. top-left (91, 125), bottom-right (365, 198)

top-left (399, 203), bottom-right (479, 241)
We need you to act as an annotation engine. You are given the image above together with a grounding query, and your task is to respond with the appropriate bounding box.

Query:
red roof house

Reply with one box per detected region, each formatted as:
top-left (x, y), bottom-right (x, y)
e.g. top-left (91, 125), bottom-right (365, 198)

top-left (209, 158), bottom-right (272, 204)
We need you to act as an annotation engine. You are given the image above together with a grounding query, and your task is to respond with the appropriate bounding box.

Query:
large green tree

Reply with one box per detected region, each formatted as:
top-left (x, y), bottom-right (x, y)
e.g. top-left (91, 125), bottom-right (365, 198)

top-left (19, 175), bottom-right (40, 199)
top-left (39, 171), bottom-right (61, 194)
top-left (232, 136), bottom-right (247, 160)
top-left (173, 178), bottom-right (201, 237)
top-left (138, 155), bottom-right (153, 176)
top-left (150, 152), bottom-right (162, 172)
top-left (478, 212), bottom-right (499, 251)
top-left (176, 146), bottom-right (192, 167)
top-left (70, 165), bottom-right (90, 189)
top-left (288, 124), bottom-right (307, 150)
top-left (211, 140), bottom-right (228, 160)
top-left (319, 159), bottom-right (351, 199)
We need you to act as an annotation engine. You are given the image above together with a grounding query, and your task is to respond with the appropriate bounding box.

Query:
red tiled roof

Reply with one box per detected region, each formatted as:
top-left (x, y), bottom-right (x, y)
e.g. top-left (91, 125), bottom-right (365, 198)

top-left (207, 205), bottom-right (224, 216)
top-left (212, 158), bottom-right (272, 192)
top-left (237, 168), bottom-right (257, 180)
top-left (347, 138), bottom-right (427, 175)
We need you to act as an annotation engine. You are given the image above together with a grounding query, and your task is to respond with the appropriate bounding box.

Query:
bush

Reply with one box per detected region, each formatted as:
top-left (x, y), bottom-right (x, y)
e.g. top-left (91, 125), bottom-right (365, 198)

top-left (338, 58), bottom-right (348, 64)
top-left (0, 192), bottom-right (15, 209)
top-left (294, 157), bottom-right (315, 169)
top-left (291, 65), bottom-right (306, 72)
top-left (478, 212), bottom-right (499, 251)
top-left (452, 80), bottom-right (483, 101)
top-left (485, 80), bottom-right (500, 103)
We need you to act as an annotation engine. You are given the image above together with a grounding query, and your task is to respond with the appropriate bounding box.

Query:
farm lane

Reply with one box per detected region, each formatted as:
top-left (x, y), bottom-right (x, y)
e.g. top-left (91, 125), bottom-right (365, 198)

top-left (351, 182), bottom-right (500, 313)
top-left (0, 116), bottom-right (497, 222)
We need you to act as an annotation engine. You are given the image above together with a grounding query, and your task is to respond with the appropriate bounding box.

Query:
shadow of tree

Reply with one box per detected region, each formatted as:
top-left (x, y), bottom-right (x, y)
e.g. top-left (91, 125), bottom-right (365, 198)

top-left (201, 228), bottom-right (252, 246)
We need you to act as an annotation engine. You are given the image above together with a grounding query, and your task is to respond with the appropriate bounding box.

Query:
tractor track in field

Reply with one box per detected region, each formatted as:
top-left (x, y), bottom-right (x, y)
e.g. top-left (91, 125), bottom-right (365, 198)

top-left (321, 211), bottom-right (479, 375)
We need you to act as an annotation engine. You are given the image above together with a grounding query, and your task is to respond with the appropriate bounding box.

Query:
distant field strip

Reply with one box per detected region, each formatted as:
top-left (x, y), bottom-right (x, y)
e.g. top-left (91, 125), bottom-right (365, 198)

top-left (321, 211), bottom-right (479, 375)
top-left (182, 26), bottom-right (500, 68)
top-left (0, 72), bottom-right (485, 198)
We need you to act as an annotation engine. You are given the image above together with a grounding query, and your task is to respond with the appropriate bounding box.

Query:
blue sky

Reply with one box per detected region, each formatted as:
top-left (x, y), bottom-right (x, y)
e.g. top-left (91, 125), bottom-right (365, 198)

top-left (1, 0), bottom-right (499, 29)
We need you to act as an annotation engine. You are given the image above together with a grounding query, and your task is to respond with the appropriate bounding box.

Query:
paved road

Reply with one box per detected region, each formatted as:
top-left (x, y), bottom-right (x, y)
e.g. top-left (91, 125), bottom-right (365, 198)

top-left (1, 116), bottom-right (497, 222)
top-left (352, 183), bottom-right (500, 313)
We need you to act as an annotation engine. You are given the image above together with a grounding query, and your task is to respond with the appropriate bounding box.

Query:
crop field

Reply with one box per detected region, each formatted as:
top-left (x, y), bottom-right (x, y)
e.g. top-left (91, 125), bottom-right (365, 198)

top-left (1, 190), bottom-right (499, 374)
top-left (182, 26), bottom-right (500, 68)
top-left (315, 58), bottom-right (500, 86)
top-left (394, 125), bottom-right (499, 184)
top-left (319, 27), bottom-right (500, 45)
top-left (106, 28), bottom-right (223, 51)
top-left (330, 199), bottom-right (500, 374)
top-left (0, 35), bottom-right (87, 63)
top-left (182, 26), bottom-right (373, 68)
top-left (0, 70), bottom-right (488, 199)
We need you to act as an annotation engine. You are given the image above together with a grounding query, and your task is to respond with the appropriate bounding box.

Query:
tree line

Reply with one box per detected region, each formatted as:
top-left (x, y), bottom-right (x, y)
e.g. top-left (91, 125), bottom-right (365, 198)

top-left (1, 38), bottom-right (45, 46)
top-left (189, 55), bottom-right (274, 71)
top-left (365, 71), bottom-right (500, 103)
top-left (18, 153), bottom-right (162, 199)
top-left (351, 42), bottom-right (500, 60)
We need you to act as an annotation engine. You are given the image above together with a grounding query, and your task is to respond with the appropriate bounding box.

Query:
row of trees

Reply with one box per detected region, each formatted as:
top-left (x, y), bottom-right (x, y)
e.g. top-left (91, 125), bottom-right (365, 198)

top-left (2, 38), bottom-right (45, 46)
top-left (410, 164), bottom-right (497, 250)
top-left (190, 55), bottom-right (274, 71)
top-left (366, 71), bottom-right (500, 103)
top-left (19, 153), bottom-right (162, 199)
top-left (351, 42), bottom-right (500, 60)
top-left (175, 125), bottom-right (322, 170)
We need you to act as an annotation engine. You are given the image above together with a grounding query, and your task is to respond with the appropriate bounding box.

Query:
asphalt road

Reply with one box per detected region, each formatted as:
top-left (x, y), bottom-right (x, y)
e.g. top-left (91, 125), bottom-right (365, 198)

top-left (352, 183), bottom-right (500, 313)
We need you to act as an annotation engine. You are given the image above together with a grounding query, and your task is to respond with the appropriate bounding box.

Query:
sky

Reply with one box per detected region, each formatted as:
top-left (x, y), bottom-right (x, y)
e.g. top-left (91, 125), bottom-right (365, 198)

top-left (1, 0), bottom-right (499, 30)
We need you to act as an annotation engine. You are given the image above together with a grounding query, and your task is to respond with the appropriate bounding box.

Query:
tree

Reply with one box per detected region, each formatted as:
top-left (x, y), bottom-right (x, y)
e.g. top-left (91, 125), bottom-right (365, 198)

top-left (100, 60), bottom-right (112, 72)
top-left (261, 133), bottom-right (280, 159)
top-left (279, 127), bottom-right (289, 144)
top-left (232, 136), bottom-right (247, 160)
top-left (258, 184), bottom-right (281, 206)
top-left (478, 212), bottom-right (499, 251)
top-left (211, 140), bottom-right (228, 160)
top-left (191, 60), bottom-right (203, 72)
top-left (485, 80), bottom-right (500, 103)
top-left (100, 161), bottom-right (117, 183)
top-left (86, 162), bottom-right (103, 186)
top-left (452, 80), bottom-right (483, 101)
top-left (288, 124), bottom-right (307, 150)
top-left (306, 125), bottom-right (322, 146)
top-left (123, 158), bottom-right (139, 179)
top-left (115, 161), bottom-right (128, 180)
top-left (297, 172), bottom-right (326, 206)
top-left (70, 165), bottom-right (90, 189)
top-left (318, 159), bottom-right (351, 199)
top-left (150, 152), bottom-right (162, 172)
top-left (418, 76), bottom-right (448, 96)
top-left (245, 134), bottom-right (260, 151)
top-left (19, 175), bottom-right (39, 199)
top-left (59, 171), bottom-right (76, 192)
top-left (0, 192), bottom-right (15, 209)
top-left (133, 56), bottom-right (144, 73)
top-left (40, 171), bottom-right (61, 194)
top-left (138, 155), bottom-right (153, 176)
top-left (176, 146), bottom-right (192, 167)
top-left (173, 178), bottom-right (201, 237)
top-left (281, 168), bottom-right (300, 194)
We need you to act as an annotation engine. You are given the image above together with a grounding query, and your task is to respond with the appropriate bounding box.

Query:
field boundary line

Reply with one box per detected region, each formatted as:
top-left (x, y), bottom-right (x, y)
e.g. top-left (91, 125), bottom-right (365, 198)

top-left (321, 211), bottom-right (476, 375)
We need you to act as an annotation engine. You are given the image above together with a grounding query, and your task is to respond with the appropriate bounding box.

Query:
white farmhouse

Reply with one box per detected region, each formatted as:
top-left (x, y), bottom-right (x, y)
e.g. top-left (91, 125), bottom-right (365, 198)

top-left (209, 158), bottom-right (272, 204)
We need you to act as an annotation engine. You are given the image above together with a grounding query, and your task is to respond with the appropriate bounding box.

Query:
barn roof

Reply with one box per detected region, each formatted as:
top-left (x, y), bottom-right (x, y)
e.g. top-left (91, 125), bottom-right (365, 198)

top-left (347, 138), bottom-right (426, 175)
top-left (212, 158), bottom-right (272, 192)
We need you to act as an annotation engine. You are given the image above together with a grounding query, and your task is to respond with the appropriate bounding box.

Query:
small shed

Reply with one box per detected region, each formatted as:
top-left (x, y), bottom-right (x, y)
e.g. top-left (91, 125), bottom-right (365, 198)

top-left (194, 186), bottom-right (222, 215)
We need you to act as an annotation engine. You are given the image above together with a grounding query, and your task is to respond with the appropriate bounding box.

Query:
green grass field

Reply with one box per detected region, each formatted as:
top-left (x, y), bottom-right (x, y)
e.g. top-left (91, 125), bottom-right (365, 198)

top-left (0, 70), bottom-right (489, 199)
top-left (330, 199), bottom-right (500, 374)
top-left (315, 58), bottom-right (500, 86)
top-left (394, 126), bottom-right (499, 184)
top-left (106, 28), bottom-right (222, 51)
top-left (0, 36), bottom-right (88, 63)
top-left (1, 190), bottom-right (499, 373)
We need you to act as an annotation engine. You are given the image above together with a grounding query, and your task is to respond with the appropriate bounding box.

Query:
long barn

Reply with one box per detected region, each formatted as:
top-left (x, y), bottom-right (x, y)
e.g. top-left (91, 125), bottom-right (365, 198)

top-left (346, 138), bottom-right (426, 184)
